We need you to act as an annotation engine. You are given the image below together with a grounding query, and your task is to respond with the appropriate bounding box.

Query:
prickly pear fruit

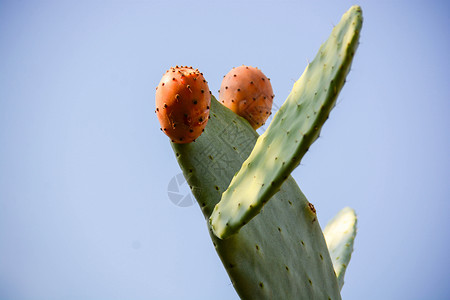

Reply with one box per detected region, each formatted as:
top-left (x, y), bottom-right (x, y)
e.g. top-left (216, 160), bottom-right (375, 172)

top-left (155, 66), bottom-right (211, 144)
top-left (219, 65), bottom-right (274, 129)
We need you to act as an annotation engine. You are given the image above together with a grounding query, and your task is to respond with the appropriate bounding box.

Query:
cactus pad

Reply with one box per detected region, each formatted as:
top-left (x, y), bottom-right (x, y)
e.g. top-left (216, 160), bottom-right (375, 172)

top-left (171, 97), bottom-right (341, 299)
top-left (324, 207), bottom-right (358, 290)
top-left (210, 5), bottom-right (363, 239)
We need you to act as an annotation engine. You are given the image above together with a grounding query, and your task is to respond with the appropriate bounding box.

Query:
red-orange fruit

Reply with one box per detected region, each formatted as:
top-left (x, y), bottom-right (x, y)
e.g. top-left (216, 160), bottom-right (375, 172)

top-left (155, 66), bottom-right (211, 144)
top-left (219, 65), bottom-right (274, 129)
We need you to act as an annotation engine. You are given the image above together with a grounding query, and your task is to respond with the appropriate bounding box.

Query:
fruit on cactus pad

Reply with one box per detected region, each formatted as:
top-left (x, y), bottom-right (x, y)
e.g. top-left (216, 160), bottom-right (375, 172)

top-left (219, 65), bottom-right (274, 129)
top-left (155, 66), bottom-right (211, 144)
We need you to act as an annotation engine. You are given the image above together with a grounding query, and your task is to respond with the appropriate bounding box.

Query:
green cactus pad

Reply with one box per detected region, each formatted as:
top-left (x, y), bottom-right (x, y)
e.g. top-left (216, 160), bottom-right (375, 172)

top-left (324, 207), bottom-right (357, 290)
top-left (171, 97), bottom-right (341, 299)
top-left (210, 5), bottom-right (363, 239)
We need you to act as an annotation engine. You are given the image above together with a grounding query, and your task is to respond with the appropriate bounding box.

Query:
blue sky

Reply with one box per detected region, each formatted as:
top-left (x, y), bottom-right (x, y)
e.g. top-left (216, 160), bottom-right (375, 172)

top-left (0, 0), bottom-right (449, 299)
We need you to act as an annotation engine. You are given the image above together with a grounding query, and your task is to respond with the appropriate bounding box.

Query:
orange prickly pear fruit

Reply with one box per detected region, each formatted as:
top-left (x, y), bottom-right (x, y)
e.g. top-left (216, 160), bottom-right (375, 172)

top-left (219, 65), bottom-right (274, 129)
top-left (155, 66), bottom-right (211, 144)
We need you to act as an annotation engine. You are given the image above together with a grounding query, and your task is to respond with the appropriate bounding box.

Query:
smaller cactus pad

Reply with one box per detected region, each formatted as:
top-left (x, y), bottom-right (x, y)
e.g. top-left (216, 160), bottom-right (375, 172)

top-left (324, 207), bottom-right (357, 290)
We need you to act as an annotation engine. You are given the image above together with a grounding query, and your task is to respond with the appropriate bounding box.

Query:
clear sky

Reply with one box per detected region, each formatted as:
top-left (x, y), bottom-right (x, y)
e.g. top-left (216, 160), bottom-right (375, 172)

top-left (0, 0), bottom-right (449, 299)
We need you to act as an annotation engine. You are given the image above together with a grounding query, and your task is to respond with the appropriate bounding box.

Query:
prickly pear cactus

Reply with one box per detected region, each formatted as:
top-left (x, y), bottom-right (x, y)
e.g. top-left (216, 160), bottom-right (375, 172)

top-left (165, 5), bottom-right (362, 299)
